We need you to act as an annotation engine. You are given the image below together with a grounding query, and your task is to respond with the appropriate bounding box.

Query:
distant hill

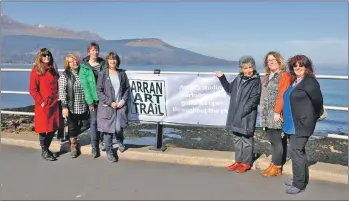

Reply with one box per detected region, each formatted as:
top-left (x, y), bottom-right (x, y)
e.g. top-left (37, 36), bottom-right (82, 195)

top-left (0, 14), bottom-right (237, 66)
top-left (1, 14), bottom-right (103, 40)
top-left (2, 35), bottom-right (237, 66)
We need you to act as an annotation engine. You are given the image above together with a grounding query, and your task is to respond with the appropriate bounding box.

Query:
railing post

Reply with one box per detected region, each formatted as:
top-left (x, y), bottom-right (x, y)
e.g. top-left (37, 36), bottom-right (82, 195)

top-left (148, 68), bottom-right (167, 151)
top-left (149, 122), bottom-right (167, 151)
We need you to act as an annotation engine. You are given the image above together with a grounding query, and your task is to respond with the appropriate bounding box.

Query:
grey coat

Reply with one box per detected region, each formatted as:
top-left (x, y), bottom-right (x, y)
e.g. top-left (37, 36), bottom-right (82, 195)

top-left (96, 69), bottom-right (130, 134)
top-left (218, 73), bottom-right (261, 136)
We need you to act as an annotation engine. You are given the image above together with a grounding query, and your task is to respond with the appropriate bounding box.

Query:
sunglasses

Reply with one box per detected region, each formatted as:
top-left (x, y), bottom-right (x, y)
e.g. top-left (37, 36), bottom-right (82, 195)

top-left (293, 65), bottom-right (305, 68)
top-left (42, 54), bottom-right (51, 57)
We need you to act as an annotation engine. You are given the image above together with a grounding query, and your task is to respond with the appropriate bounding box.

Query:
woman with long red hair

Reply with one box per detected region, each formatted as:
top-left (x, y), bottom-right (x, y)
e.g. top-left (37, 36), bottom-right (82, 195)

top-left (29, 48), bottom-right (60, 161)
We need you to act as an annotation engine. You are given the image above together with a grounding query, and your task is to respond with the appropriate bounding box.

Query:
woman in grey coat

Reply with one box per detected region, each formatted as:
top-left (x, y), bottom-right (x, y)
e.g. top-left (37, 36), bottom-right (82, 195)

top-left (215, 56), bottom-right (261, 173)
top-left (96, 52), bottom-right (130, 162)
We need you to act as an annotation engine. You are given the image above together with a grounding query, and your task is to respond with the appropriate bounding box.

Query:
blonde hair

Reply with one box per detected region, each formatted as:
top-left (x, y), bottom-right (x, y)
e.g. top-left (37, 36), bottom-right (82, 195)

top-left (64, 53), bottom-right (80, 70)
top-left (33, 48), bottom-right (57, 76)
top-left (263, 51), bottom-right (286, 75)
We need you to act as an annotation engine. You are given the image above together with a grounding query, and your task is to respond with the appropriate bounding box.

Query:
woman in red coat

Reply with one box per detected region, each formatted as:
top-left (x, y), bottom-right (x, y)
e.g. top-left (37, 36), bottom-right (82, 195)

top-left (29, 48), bottom-right (60, 161)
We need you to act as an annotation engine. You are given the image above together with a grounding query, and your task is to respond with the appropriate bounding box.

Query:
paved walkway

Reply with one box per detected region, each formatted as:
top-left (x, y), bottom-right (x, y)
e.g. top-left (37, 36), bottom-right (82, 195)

top-left (1, 144), bottom-right (347, 200)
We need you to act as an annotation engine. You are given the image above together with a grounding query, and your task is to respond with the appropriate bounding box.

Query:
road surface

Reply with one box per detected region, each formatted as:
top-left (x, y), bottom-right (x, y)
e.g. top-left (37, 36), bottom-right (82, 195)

top-left (1, 144), bottom-right (347, 200)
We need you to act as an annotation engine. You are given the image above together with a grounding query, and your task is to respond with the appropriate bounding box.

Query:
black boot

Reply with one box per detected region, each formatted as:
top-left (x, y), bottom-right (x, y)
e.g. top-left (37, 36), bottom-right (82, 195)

top-left (100, 132), bottom-right (105, 151)
top-left (91, 139), bottom-right (100, 158)
top-left (92, 147), bottom-right (100, 158)
top-left (105, 133), bottom-right (117, 162)
top-left (39, 134), bottom-right (55, 161)
top-left (91, 132), bottom-right (101, 158)
top-left (45, 131), bottom-right (59, 158)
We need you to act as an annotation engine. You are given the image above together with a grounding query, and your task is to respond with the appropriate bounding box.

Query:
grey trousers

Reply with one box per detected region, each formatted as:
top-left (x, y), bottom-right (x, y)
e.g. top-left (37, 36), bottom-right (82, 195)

top-left (289, 134), bottom-right (309, 190)
top-left (232, 132), bottom-right (254, 165)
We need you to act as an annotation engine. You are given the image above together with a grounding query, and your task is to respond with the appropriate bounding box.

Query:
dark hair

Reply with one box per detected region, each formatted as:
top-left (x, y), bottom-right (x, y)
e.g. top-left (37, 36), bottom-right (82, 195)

top-left (105, 51), bottom-right (121, 68)
top-left (287, 54), bottom-right (315, 82)
top-left (87, 42), bottom-right (100, 52)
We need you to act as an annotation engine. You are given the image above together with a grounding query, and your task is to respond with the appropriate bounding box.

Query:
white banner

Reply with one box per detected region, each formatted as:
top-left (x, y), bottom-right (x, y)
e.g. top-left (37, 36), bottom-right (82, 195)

top-left (127, 73), bottom-right (237, 126)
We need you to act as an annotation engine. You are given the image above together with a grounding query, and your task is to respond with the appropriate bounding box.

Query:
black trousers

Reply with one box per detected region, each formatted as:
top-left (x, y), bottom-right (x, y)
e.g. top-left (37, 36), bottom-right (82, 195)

top-left (232, 132), bottom-right (254, 165)
top-left (66, 111), bottom-right (89, 138)
top-left (39, 131), bottom-right (56, 150)
top-left (289, 134), bottom-right (309, 190)
top-left (266, 128), bottom-right (288, 166)
top-left (56, 103), bottom-right (66, 140)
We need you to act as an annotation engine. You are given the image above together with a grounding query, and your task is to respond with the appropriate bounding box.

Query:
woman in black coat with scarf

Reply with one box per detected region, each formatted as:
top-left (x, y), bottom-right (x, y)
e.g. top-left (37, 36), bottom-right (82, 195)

top-left (215, 55), bottom-right (261, 173)
top-left (282, 55), bottom-right (324, 194)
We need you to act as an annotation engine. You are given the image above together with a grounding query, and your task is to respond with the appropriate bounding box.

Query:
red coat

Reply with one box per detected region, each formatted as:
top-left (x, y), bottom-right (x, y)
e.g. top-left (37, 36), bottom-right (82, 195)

top-left (29, 65), bottom-right (60, 133)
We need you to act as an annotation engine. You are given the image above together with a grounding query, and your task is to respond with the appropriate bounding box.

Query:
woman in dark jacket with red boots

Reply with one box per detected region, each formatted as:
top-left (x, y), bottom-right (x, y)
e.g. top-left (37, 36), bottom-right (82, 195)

top-left (215, 55), bottom-right (261, 173)
top-left (29, 48), bottom-right (60, 161)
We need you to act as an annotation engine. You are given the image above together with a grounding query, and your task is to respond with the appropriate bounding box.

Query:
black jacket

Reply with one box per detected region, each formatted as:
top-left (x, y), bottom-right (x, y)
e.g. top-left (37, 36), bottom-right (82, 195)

top-left (62, 69), bottom-right (76, 110)
top-left (219, 73), bottom-right (261, 136)
top-left (290, 74), bottom-right (323, 137)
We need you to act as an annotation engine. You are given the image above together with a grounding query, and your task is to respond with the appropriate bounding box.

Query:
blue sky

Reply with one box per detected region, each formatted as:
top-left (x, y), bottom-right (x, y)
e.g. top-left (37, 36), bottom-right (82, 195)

top-left (2, 2), bottom-right (348, 65)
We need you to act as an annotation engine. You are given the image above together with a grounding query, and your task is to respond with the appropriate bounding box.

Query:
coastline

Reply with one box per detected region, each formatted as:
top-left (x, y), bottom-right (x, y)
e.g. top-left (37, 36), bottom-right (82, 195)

top-left (1, 105), bottom-right (348, 166)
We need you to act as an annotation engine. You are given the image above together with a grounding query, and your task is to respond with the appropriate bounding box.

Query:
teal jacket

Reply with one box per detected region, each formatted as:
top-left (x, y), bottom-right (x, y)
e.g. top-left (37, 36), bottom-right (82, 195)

top-left (79, 56), bottom-right (106, 105)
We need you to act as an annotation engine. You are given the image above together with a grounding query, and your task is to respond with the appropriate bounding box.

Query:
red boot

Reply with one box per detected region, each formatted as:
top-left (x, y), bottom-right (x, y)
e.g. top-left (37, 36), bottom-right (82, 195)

top-left (227, 162), bottom-right (242, 171)
top-left (236, 163), bottom-right (251, 173)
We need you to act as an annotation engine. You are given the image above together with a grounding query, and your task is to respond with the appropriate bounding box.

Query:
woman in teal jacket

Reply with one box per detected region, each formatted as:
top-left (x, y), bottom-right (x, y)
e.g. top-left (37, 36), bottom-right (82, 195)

top-left (79, 42), bottom-right (106, 158)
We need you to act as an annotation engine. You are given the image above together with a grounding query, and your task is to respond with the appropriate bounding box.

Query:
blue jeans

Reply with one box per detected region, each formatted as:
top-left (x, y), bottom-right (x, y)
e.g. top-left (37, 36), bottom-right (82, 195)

top-left (90, 105), bottom-right (103, 149)
top-left (104, 132), bottom-right (113, 154)
top-left (114, 110), bottom-right (124, 143)
top-left (104, 129), bottom-right (124, 153)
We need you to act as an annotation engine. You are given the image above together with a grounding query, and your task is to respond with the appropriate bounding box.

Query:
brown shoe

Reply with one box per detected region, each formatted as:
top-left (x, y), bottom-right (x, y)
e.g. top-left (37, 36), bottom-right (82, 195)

top-left (262, 164), bottom-right (281, 177)
top-left (261, 163), bottom-right (273, 175)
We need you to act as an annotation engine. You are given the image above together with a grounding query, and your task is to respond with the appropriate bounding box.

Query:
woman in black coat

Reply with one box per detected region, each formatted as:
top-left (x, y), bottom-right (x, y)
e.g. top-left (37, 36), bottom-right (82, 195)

top-left (215, 55), bottom-right (261, 173)
top-left (282, 55), bottom-right (324, 194)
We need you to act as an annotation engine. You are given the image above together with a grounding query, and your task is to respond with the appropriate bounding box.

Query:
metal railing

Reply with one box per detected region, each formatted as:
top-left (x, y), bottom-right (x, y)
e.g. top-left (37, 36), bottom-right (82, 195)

top-left (1, 68), bottom-right (348, 140)
top-left (1, 68), bottom-right (349, 79)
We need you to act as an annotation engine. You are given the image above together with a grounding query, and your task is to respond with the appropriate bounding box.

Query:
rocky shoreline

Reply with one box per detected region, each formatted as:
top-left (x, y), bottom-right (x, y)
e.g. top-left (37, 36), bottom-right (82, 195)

top-left (1, 105), bottom-right (35, 134)
top-left (1, 105), bottom-right (348, 166)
